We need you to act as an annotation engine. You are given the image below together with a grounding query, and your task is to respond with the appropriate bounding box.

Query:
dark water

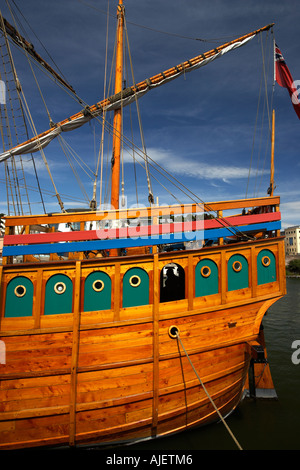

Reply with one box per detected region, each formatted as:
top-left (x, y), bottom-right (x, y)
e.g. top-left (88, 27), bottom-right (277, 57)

top-left (127, 277), bottom-right (300, 452)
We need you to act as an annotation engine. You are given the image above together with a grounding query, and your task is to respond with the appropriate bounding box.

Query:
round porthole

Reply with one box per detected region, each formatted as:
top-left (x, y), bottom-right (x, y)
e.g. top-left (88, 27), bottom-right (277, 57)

top-left (14, 284), bottom-right (26, 298)
top-left (129, 275), bottom-right (141, 287)
top-left (54, 282), bottom-right (66, 294)
top-left (92, 279), bottom-right (105, 292)
top-left (232, 261), bottom-right (242, 272)
top-left (262, 256), bottom-right (271, 267)
top-left (201, 266), bottom-right (211, 278)
top-left (168, 325), bottom-right (180, 339)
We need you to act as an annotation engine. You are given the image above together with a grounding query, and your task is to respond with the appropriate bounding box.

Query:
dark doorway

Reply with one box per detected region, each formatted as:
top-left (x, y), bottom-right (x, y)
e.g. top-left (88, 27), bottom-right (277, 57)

top-left (160, 263), bottom-right (185, 302)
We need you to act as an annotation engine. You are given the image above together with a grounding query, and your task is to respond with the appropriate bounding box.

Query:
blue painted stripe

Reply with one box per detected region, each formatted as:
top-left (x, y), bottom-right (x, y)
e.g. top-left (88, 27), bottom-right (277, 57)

top-left (2, 221), bottom-right (281, 256)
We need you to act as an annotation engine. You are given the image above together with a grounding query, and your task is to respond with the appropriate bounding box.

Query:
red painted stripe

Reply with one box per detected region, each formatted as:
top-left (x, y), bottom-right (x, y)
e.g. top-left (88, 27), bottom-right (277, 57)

top-left (3, 211), bottom-right (281, 246)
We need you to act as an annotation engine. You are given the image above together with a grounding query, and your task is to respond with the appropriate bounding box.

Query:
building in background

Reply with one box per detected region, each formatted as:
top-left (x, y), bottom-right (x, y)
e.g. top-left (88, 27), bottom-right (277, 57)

top-left (285, 225), bottom-right (300, 255)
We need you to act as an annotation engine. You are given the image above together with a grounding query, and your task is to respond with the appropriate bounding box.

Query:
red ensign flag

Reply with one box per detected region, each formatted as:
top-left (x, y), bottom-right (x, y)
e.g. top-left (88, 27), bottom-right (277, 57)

top-left (275, 44), bottom-right (300, 119)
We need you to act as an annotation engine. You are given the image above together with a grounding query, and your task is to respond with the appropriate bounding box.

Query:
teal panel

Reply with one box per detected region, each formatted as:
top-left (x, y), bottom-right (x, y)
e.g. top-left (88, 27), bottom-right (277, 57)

top-left (195, 259), bottom-right (219, 297)
top-left (228, 254), bottom-right (249, 291)
top-left (44, 274), bottom-right (73, 315)
top-left (122, 267), bottom-right (149, 308)
top-left (4, 276), bottom-right (33, 317)
top-left (84, 271), bottom-right (111, 311)
top-left (257, 249), bottom-right (276, 285)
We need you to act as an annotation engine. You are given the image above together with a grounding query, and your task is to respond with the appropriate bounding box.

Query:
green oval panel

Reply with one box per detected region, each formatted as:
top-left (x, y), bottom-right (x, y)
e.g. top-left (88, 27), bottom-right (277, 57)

top-left (4, 276), bottom-right (33, 317)
top-left (84, 271), bottom-right (111, 311)
top-left (122, 267), bottom-right (149, 308)
top-left (257, 249), bottom-right (276, 285)
top-left (195, 259), bottom-right (219, 297)
top-left (228, 254), bottom-right (249, 291)
top-left (44, 274), bottom-right (73, 315)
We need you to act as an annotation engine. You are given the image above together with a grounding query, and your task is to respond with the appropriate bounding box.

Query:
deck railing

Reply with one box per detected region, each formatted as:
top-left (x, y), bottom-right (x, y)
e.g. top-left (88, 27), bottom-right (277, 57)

top-left (2, 196), bottom-right (281, 263)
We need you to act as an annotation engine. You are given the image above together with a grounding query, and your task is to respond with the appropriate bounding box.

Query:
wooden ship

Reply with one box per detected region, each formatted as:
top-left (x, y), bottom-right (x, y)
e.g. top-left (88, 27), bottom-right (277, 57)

top-left (0, 1), bottom-right (286, 450)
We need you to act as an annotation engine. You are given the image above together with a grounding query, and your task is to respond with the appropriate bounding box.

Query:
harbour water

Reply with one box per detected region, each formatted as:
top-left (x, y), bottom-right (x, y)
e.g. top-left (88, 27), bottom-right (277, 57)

top-left (126, 277), bottom-right (300, 451)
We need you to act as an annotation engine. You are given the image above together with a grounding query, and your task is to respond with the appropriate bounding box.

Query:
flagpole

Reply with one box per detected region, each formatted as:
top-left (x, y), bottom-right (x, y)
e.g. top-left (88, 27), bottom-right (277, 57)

top-left (270, 109), bottom-right (275, 197)
top-left (273, 38), bottom-right (276, 85)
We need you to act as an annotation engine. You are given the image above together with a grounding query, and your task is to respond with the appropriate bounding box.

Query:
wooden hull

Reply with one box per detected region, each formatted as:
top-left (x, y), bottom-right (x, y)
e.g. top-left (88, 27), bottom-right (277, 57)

top-left (0, 237), bottom-right (286, 449)
top-left (0, 340), bottom-right (248, 449)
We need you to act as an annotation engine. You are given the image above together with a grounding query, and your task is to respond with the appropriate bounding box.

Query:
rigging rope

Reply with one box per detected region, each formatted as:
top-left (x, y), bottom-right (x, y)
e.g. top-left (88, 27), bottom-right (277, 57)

top-left (95, 0), bottom-right (110, 210)
top-left (77, 0), bottom-right (247, 44)
top-left (98, 115), bottom-right (255, 240)
top-left (172, 329), bottom-right (243, 450)
top-left (124, 14), bottom-right (154, 205)
top-left (1, 1), bottom-right (275, 233)
top-left (58, 135), bottom-right (91, 203)
top-left (10, 0), bottom-right (71, 87)
top-left (4, 1), bottom-right (65, 212)
top-left (246, 30), bottom-right (275, 199)
top-left (0, 177), bottom-right (88, 204)
top-left (0, 13), bottom-right (37, 215)
top-left (20, 90), bottom-right (65, 211)
top-left (256, 31), bottom-right (275, 196)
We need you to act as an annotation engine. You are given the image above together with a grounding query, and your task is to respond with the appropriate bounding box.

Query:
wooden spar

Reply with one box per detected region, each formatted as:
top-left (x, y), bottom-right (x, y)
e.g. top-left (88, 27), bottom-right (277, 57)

top-left (269, 109), bottom-right (275, 197)
top-left (110, 1), bottom-right (124, 256)
top-left (0, 14), bottom-right (75, 94)
top-left (0, 23), bottom-right (274, 161)
top-left (111, 1), bottom-right (124, 213)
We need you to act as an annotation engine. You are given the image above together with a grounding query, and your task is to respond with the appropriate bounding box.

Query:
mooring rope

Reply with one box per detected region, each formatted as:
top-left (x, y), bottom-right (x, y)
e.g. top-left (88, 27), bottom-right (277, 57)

top-left (173, 330), bottom-right (243, 450)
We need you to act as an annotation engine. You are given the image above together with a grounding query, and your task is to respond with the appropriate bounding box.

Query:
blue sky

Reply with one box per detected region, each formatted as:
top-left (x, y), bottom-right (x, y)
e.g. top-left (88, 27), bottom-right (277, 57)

top-left (0, 0), bottom-right (299, 229)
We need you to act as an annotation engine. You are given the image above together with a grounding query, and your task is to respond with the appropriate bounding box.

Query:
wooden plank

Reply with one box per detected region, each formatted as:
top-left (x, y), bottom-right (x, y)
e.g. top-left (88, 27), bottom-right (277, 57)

top-left (114, 263), bottom-right (120, 322)
top-left (251, 245), bottom-right (257, 299)
top-left (33, 268), bottom-right (43, 329)
top-left (69, 261), bottom-right (81, 446)
top-left (152, 253), bottom-right (159, 436)
top-left (0, 266), bottom-right (3, 320)
top-left (220, 250), bottom-right (227, 304)
top-left (188, 254), bottom-right (194, 310)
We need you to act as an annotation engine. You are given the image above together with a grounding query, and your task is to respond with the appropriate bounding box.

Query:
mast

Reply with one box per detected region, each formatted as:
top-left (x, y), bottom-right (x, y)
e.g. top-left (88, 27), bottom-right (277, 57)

top-left (110, 1), bottom-right (124, 257)
top-left (268, 109), bottom-right (275, 196)
top-left (110, 0), bottom-right (124, 213)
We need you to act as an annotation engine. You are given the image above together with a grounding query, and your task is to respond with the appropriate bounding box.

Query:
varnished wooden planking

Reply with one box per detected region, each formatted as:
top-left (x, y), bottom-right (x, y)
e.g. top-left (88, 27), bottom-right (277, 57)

top-left (157, 387), bottom-right (243, 437)
top-left (0, 413), bottom-right (70, 448)
top-left (76, 372), bottom-right (153, 404)
top-left (157, 345), bottom-right (247, 387)
top-left (0, 342), bottom-right (248, 448)
top-left (156, 373), bottom-right (245, 433)
top-left (0, 236), bottom-right (285, 449)
top-left (76, 397), bottom-right (153, 432)
top-left (157, 347), bottom-right (248, 397)
top-left (69, 261), bottom-right (82, 445)
top-left (158, 369), bottom-right (245, 419)
top-left (152, 252), bottom-right (160, 435)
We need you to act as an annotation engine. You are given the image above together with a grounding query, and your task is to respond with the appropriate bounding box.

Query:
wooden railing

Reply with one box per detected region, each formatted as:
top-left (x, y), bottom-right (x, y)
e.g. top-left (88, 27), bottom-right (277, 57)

top-left (2, 196), bottom-right (281, 263)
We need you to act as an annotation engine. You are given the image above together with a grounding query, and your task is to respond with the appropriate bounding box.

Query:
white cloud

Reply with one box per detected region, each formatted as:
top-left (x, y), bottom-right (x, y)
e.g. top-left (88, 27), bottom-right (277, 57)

top-left (280, 200), bottom-right (300, 229)
top-left (125, 146), bottom-right (251, 181)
